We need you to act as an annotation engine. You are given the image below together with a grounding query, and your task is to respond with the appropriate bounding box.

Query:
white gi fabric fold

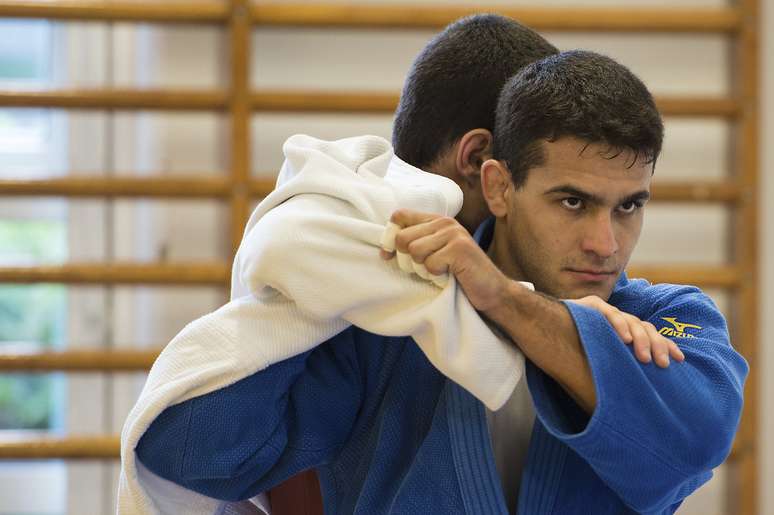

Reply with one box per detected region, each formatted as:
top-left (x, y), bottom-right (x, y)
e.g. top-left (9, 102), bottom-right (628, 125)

top-left (117, 134), bottom-right (526, 514)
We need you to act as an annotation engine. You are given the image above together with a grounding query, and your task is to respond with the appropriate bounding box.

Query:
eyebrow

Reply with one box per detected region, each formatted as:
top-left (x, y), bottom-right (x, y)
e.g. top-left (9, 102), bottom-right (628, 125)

top-left (544, 185), bottom-right (651, 206)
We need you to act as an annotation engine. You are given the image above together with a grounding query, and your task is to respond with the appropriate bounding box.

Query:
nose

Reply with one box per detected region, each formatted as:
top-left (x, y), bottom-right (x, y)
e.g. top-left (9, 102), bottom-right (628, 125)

top-left (580, 212), bottom-right (619, 259)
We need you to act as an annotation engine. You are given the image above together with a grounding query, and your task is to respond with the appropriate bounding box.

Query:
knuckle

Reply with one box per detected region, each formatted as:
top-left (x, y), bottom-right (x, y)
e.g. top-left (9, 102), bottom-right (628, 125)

top-left (445, 221), bottom-right (467, 236)
top-left (390, 209), bottom-right (407, 223)
top-left (406, 239), bottom-right (421, 256)
top-left (448, 238), bottom-right (466, 253)
top-left (440, 225), bottom-right (458, 240)
top-left (439, 215), bottom-right (456, 227)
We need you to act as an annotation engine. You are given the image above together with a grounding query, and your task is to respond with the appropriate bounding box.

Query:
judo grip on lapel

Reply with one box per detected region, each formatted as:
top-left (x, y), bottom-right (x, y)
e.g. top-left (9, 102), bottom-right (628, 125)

top-left (380, 222), bottom-right (449, 289)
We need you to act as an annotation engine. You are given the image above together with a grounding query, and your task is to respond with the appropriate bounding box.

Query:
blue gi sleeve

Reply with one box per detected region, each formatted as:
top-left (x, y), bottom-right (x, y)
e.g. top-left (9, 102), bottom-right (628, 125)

top-left (136, 326), bottom-right (368, 502)
top-left (526, 284), bottom-right (748, 513)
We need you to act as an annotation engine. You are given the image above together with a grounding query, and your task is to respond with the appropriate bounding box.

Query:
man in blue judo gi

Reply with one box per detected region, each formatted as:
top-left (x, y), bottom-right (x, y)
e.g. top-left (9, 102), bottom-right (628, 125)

top-left (134, 16), bottom-right (747, 515)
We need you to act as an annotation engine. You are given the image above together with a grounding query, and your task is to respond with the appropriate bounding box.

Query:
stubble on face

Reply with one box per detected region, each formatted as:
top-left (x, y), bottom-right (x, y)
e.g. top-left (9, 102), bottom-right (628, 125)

top-left (489, 137), bottom-right (652, 301)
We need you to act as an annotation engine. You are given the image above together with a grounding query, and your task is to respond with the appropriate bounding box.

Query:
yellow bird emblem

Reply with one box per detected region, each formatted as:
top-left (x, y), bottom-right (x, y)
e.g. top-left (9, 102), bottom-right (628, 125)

top-left (661, 317), bottom-right (702, 333)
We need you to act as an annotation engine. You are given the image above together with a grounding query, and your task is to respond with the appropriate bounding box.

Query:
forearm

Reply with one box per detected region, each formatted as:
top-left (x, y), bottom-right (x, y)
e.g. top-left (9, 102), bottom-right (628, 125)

top-left (483, 279), bottom-right (596, 413)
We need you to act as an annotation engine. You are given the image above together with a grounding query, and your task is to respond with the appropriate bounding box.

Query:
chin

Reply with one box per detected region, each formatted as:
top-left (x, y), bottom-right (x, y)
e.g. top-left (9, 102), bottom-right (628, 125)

top-left (556, 285), bottom-right (613, 301)
top-left (532, 275), bottom-right (614, 301)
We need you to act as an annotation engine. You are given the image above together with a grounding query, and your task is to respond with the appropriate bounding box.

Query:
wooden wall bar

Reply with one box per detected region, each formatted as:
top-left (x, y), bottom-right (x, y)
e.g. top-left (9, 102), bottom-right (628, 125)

top-left (0, 91), bottom-right (740, 117)
top-left (251, 3), bottom-right (742, 32)
top-left (0, 435), bottom-right (120, 460)
top-left (0, 1), bottom-right (228, 22)
top-left (0, 348), bottom-right (162, 372)
top-left (0, 263), bottom-right (742, 289)
top-left (0, 2), bottom-right (742, 33)
top-left (0, 178), bottom-right (742, 204)
top-left (0, 263), bottom-right (229, 285)
top-left (0, 2), bottom-right (759, 514)
top-left (0, 176), bottom-right (233, 197)
top-left (0, 90), bottom-right (227, 110)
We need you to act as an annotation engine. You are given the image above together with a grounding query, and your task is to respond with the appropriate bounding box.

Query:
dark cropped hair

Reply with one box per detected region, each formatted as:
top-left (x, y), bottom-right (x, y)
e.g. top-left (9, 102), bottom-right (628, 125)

top-left (392, 14), bottom-right (558, 169)
top-left (493, 50), bottom-right (664, 187)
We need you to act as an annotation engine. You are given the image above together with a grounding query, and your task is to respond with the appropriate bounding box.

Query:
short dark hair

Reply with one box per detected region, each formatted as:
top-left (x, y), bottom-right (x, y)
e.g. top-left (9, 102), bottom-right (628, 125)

top-left (493, 50), bottom-right (664, 187)
top-left (392, 14), bottom-right (558, 169)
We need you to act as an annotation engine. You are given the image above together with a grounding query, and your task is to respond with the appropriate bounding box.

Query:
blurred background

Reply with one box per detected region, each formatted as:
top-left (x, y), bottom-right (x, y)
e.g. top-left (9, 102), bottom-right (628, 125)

top-left (0, 0), bottom-right (771, 513)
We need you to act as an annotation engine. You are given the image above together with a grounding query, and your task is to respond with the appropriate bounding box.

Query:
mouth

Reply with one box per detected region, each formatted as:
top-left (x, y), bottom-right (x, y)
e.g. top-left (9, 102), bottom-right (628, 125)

top-left (565, 269), bottom-right (618, 282)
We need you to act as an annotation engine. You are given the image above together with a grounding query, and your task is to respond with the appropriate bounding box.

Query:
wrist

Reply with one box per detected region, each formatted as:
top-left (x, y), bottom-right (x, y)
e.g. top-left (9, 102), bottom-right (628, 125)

top-left (482, 278), bottom-right (529, 327)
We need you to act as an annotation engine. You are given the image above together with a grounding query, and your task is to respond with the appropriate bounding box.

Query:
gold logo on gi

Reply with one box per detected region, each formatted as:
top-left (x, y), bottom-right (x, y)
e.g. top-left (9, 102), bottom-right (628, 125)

top-left (658, 317), bottom-right (702, 339)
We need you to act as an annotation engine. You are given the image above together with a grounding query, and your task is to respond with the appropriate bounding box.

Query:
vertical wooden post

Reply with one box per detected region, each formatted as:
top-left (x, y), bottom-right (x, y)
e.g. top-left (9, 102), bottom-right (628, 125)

top-left (731, 0), bottom-right (759, 513)
top-left (228, 0), bottom-right (251, 266)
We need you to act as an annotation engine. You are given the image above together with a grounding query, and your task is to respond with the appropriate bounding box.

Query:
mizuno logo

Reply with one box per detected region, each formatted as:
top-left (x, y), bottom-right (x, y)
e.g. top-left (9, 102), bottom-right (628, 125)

top-left (658, 317), bottom-right (702, 339)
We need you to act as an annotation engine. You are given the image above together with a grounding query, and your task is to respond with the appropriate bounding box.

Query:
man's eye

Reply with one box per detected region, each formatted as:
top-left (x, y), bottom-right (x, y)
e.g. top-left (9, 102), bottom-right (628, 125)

top-left (561, 198), bottom-right (583, 210)
top-left (618, 201), bottom-right (642, 214)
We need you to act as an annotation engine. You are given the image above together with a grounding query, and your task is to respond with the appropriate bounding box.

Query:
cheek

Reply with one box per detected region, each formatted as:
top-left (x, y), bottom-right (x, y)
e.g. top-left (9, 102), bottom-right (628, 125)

top-left (513, 203), bottom-right (562, 238)
top-left (511, 214), bottom-right (545, 252)
top-left (511, 224), bottom-right (562, 274)
top-left (615, 218), bottom-right (644, 255)
top-left (516, 213), bottom-right (574, 262)
top-left (507, 204), bottom-right (574, 276)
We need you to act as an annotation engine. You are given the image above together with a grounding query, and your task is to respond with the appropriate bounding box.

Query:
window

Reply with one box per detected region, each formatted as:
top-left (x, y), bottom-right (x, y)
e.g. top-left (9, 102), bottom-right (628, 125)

top-left (0, 20), bottom-right (66, 434)
top-left (0, 18), bottom-right (69, 515)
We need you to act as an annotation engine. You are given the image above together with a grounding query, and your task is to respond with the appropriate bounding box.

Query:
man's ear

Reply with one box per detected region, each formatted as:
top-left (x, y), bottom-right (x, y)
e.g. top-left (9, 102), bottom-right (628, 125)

top-left (481, 159), bottom-right (511, 218)
top-left (455, 129), bottom-right (493, 188)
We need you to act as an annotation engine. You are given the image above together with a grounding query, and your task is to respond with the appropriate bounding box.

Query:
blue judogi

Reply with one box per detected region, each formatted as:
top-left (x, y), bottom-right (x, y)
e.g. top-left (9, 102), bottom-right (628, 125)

top-left (136, 218), bottom-right (747, 514)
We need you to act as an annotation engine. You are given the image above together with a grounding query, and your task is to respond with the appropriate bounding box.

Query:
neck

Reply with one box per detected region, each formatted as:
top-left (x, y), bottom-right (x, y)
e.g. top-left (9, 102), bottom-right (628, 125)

top-left (422, 150), bottom-right (455, 178)
top-left (486, 218), bottom-right (527, 283)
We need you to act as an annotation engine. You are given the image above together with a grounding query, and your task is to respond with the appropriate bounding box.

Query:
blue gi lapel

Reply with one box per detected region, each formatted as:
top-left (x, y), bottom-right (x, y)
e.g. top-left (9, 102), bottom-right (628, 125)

top-left (516, 422), bottom-right (567, 514)
top-left (445, 377), bottom-right (569, 515)
top-left (445, 380), bottom-right (509, 514)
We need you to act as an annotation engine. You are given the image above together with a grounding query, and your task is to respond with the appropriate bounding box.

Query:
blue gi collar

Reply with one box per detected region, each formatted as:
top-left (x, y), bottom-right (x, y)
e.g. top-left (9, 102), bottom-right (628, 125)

top-left (445, 380), bottom-right (509, 514)
top-left (472, 216), bottom-right (496, 250)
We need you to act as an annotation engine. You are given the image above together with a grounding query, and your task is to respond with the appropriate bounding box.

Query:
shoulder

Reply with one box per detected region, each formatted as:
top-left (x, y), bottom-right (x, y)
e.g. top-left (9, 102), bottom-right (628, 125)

top-left (610, 274), bottom-right (722, 324)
